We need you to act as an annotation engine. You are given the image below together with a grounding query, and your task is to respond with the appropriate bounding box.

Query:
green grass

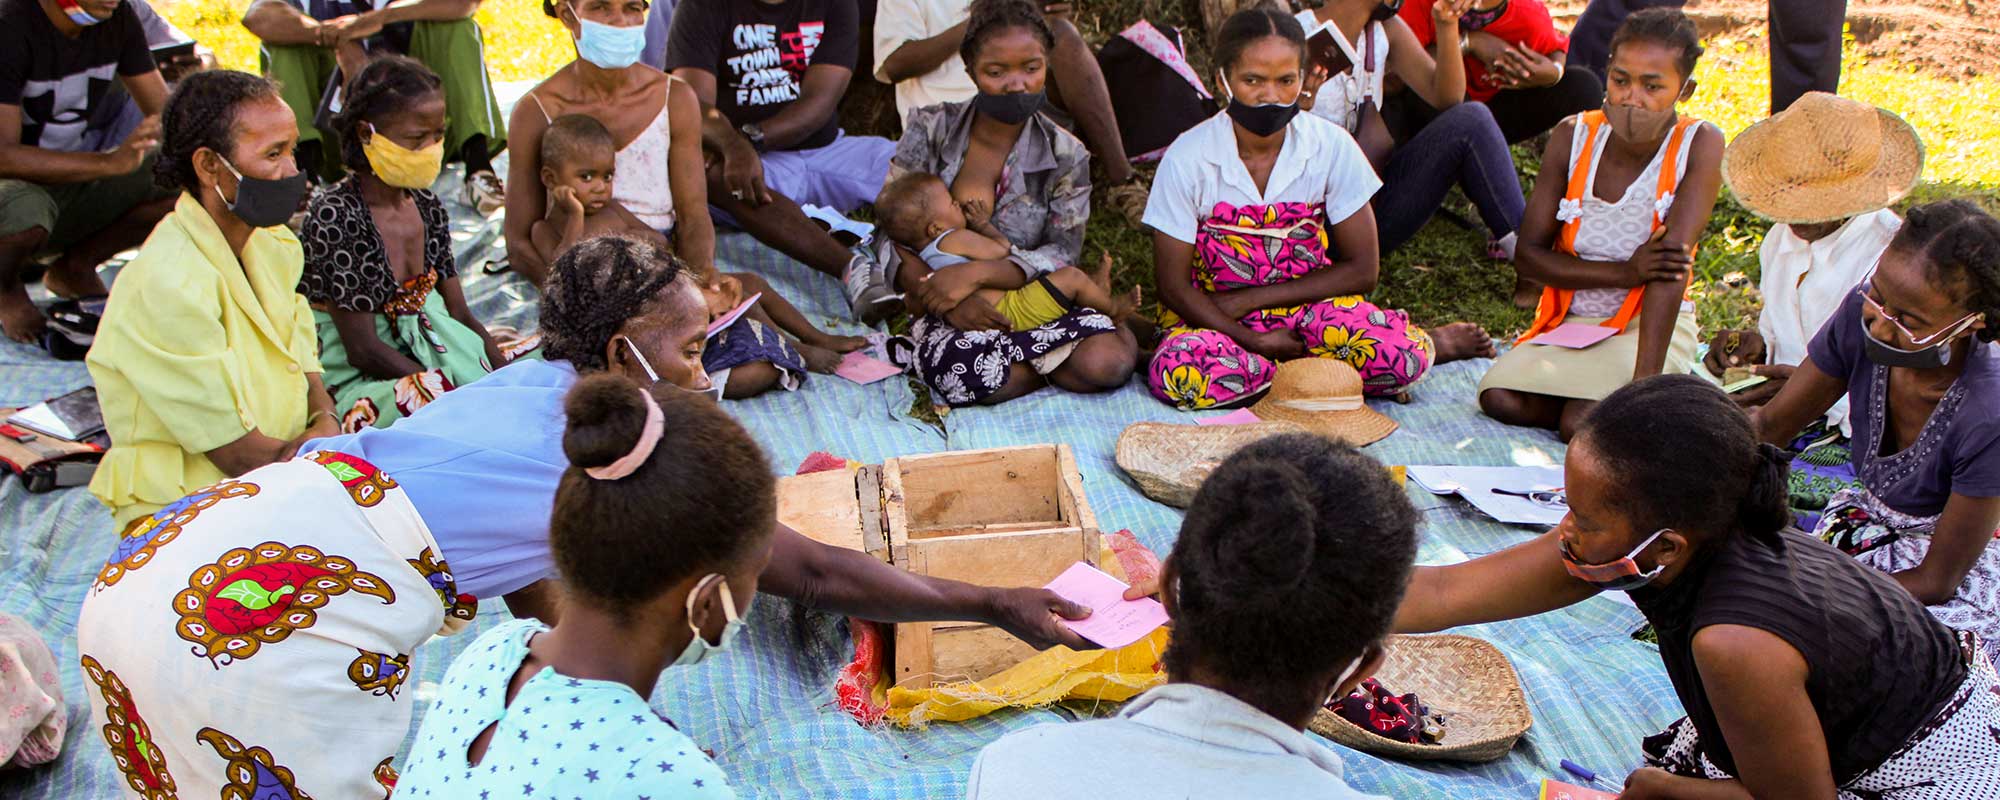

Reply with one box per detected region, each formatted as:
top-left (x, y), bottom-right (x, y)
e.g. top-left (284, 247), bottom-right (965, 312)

top-left (164, 2), bottom-right (2000, 338)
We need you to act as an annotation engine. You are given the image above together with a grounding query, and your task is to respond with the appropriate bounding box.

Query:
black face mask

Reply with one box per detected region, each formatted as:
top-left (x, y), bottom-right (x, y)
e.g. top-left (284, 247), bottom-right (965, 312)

top-left (1860, 314), bottom-right (1978, 369)
top-left (972, 90), bottom-right (1045, 125)
top-left (1225, 98), bottom-right (1300, 138)
top-left (1369, 0), bottom-right (1405, 23)
top-left (214, 155), bottom-right (310, 229)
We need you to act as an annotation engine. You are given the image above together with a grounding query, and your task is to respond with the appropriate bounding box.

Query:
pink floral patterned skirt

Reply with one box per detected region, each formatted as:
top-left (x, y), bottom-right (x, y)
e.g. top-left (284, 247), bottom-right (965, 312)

top-left (1146, 201), bottom-right (1434, 409)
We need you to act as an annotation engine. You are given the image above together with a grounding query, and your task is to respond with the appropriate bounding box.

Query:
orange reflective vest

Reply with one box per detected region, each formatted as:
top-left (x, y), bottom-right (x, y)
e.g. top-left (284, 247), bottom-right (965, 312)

top-left (1517, 111), bottom-right (1700, 345)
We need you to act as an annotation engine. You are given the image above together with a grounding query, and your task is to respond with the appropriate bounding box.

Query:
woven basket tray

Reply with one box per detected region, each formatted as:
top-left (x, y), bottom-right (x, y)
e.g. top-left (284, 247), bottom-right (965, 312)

top-left (1114, 421), bottom-right (1309, 508)
top-left (1309, 634), bottom-right (1532, 763)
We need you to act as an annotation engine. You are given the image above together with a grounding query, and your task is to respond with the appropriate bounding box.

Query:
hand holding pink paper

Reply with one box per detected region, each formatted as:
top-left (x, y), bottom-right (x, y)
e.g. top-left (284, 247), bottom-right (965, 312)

top-left (1044, 562), bottom-right (1170, 648)
top-left (1528, 322), bottom-right (1618, 349)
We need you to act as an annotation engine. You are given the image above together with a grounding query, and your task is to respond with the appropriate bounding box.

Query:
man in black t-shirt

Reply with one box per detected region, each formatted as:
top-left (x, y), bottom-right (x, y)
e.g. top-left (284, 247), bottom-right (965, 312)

top-left (0, 0), bottom-right (174, 344)
top-left (666, 0), bottom-right (899, 324)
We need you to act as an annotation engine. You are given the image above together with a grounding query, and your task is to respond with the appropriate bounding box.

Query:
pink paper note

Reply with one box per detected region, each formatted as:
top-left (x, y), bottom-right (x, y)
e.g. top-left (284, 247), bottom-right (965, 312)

top-left (706, 292), bottom-right (763, 338)
top-left (1196, 408), bottom-right (1263, 426)
top-left (835, 352), bottom-right (903, 385)
top-left (1044, 562), bottom-right (1169, 649)
top-left (1528, 322), bottom-right (1618, 349)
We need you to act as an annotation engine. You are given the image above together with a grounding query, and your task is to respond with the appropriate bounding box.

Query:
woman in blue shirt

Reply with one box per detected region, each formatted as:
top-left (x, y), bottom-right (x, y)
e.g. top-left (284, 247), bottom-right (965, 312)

top-left (76, 235), bottom-right (1091, 796)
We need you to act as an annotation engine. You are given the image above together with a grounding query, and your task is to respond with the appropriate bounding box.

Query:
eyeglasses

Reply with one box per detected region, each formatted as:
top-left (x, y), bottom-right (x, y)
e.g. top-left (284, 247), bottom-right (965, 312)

top-left (1856, 266), bottom-right (1982, 347)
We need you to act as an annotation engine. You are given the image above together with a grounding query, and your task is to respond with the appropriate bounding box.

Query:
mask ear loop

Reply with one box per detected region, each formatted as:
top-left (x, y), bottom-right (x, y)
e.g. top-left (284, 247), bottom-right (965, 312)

top-left (683, 573), bottom-right (739, 639)
top-left (619, 335), bottom-right (662, 383)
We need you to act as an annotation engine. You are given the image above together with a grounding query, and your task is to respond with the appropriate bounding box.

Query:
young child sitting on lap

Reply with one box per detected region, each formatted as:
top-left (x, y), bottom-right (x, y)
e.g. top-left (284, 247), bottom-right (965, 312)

top-left (395, 373), bottom-right (775, 798)
top-left (877, 172), bottom-right (1137, 331)
top-left (968, 433), bottom-right (1414, 799)
top-left (533, 114), bottom-right (862, 381)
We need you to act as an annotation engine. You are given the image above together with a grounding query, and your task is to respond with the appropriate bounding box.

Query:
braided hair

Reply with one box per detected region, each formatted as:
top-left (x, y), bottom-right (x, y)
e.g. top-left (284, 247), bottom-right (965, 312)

top-left (552, 373), bottom-right (775, 621)
top-left (1573, 375), bottom-right (1791, 544)
top-left (155, 70), bottom-right (282, 192)
top-left (1609, 7), bottom-right (1704, 80)
top-left (540, 235), bottom-right (689, 371)
top-left (1894, 199), bottom-right (2000, 342)
top-left (959, 0), bottom-right (1054, 67)
top-left (1212, 5), bottom-right (1305, 78)
top-left (1164, 434), bottom-right (1418, 717)
top-left (331, 56), bottom-right (443, 175)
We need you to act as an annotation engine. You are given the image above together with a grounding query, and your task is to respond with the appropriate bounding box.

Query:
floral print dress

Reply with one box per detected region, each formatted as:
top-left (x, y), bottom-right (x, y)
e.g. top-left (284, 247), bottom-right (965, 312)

top-left (1148, 201), bottom-right (1435, 409)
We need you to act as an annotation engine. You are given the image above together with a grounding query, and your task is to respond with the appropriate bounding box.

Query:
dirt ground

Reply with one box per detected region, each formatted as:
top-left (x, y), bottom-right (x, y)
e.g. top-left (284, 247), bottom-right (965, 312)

top-left (1544, 0), bottom-right (2000, 78)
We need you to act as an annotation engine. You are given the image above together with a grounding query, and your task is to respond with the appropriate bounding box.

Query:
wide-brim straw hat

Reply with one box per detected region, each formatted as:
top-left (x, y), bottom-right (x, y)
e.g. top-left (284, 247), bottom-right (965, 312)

top-left (1308, 634), bottom-right (1533, 763)
top-left (1723, 92), bottom-right (1924, 225)
top-left (1246, 359), bottom-right (1398, 447)
top-left (1115, 420), bottom-right (1311, 507)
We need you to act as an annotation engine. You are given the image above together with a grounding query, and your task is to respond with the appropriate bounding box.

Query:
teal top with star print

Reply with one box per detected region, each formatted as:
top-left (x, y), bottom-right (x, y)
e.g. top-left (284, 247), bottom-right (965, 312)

top-left (395, 619), bottom-right (735, 800)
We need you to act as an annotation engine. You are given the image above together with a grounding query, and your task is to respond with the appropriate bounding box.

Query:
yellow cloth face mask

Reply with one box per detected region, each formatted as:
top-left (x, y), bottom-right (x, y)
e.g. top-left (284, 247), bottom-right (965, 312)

top-left (362, 123), bottom-right (444, 189)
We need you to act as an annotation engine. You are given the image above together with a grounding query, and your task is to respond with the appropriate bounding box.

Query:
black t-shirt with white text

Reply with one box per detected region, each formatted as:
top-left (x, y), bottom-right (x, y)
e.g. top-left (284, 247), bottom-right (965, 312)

top-left (0, 0), bottom-right (153, 151)
top-left (664, 0), bottom-right (857, 151)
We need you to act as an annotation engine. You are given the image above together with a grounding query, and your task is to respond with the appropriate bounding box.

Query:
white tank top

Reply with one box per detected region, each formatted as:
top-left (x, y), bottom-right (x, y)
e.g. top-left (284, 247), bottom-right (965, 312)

top-left (612, 101), bottom-right (676, 232)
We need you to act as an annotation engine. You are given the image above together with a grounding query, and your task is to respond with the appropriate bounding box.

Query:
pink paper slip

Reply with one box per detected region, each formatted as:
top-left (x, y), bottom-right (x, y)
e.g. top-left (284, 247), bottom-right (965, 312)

top-left (1196, 408), bottom-right (1263, 426)
top-left (1044, 562), bottom-right (1169, 649)
top-left (706, 293), bottom-right (763, 338)
top-left (1528, 322), bottom-right (1618, 349)
top-left (1538, 780), bottom-right (1616, 800)
top-left (835, 352), bottom-right (903, 385)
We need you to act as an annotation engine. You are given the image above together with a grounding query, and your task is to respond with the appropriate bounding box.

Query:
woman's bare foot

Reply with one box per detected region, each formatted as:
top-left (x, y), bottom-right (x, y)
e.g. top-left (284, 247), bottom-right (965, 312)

top-left (42, 259), bottom-right (108, 300)
top-left (1511, 275), bottom-right (1543, 310)
top-left (0, 287), bottom-right (47, 343)
top-left (1432, 322), bottom-right (1496, 363)
top-left (796, 341), bottom-right (845, 373)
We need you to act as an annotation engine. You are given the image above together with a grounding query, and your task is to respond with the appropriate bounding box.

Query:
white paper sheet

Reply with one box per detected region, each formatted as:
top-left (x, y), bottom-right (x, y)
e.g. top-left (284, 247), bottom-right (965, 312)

top-left (1407, 465), bottom-right (1568, 527)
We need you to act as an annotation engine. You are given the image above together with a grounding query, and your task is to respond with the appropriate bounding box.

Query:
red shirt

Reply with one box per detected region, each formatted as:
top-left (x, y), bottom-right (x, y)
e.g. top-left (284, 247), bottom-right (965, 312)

top-left (1400, 0), bottom-right (1569, 102)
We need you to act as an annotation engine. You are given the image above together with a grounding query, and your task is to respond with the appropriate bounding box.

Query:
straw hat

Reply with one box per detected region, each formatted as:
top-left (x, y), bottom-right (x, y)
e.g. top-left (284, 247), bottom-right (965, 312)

top-left (1723, 92), bottom-right (1924, 225)
top-left (1246, 359), bottom-right (1398, 446)
top-left (1115, 420), bottom-right (1311, 508)
top-left (1308, 634), bottom-right (1533, 763)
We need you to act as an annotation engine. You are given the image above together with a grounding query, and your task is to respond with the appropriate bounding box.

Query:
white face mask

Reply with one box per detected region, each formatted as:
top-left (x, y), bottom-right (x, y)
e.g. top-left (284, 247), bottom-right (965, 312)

top-left (618, 334), bottom-right (723, 403)
top-left (1321, 653), bottom-right (1367, 707)
top-left (670, 573), bottom-right (748, 668)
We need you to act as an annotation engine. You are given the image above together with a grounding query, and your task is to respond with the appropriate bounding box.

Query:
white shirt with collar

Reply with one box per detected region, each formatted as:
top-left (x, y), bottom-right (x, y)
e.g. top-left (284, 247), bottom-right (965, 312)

top-left (967, 683), bottom-right (1387, 800)
top-left (1758, 208), bottom-right (1901, 435)
top-left (1141, 110), bottom-right (1383, 245)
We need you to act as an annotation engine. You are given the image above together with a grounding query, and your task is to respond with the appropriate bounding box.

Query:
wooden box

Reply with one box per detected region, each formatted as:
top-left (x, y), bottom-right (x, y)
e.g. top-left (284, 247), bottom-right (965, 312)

top-left (880, 444), bottom-right (1100, 689)
top-left (774, 464), bottom-right (888, 560)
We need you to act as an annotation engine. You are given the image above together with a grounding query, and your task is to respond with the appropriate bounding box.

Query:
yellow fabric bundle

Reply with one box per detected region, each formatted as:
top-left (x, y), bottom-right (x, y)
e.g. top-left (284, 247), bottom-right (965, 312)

top-left (885, 627), bottom-right (1170, 727)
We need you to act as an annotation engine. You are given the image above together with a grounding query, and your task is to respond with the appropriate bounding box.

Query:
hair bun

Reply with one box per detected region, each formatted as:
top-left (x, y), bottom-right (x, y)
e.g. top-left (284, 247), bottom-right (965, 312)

top-left (561, 374), bottom-right (654, 472)
top-left (1195, 458), bottom-right (1318, 598)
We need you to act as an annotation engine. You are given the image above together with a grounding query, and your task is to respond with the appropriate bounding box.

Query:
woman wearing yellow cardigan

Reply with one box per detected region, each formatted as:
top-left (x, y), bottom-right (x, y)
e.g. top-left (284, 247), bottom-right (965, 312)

top-left (86, 70), bottom-right (336, 530)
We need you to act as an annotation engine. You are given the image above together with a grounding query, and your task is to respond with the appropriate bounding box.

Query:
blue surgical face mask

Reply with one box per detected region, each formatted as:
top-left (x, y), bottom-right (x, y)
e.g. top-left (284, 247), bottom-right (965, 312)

top-left (574, 15), bottom-right (646, 70)
top-left (671, 573), bottom-right (748, 667)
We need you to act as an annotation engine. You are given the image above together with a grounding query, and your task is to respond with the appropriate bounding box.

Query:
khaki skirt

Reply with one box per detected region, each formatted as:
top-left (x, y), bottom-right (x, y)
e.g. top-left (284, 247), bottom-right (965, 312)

top-left (1479, 312), bottom-right (1700, 401)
